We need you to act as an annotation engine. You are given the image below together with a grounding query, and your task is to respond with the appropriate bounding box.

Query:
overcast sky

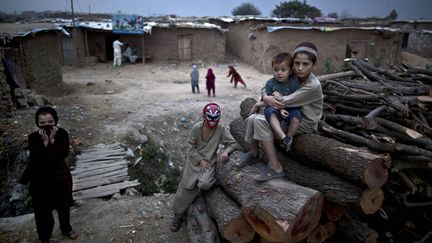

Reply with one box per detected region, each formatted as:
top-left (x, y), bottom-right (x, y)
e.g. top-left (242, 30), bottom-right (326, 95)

top-left (1, 0), bottom-right (431, 20)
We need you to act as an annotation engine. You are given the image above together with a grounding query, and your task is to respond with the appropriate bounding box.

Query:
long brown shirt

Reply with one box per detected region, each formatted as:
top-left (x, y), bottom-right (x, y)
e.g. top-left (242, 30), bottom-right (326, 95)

top-left (180, 121), bottom-right (236, 189)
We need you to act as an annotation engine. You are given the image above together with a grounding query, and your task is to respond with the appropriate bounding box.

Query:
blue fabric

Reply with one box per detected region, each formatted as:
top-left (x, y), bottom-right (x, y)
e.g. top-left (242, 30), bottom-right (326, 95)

top-left (264, 106), bottom-right (302, 125)
top-left (264, 76), bottom-right (299, 96)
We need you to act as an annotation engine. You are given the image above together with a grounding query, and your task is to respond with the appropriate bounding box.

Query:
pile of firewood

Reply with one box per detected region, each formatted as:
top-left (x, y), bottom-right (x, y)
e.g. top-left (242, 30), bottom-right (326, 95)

top-left (185, 60), bottom-right (432, 243)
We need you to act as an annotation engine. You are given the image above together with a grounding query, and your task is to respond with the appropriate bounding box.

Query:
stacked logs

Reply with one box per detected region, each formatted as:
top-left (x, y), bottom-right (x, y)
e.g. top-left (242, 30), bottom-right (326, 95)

top-left (185, 59), bottom-right (431, 242)
top-left (318, 59), bottom-right (432, 242)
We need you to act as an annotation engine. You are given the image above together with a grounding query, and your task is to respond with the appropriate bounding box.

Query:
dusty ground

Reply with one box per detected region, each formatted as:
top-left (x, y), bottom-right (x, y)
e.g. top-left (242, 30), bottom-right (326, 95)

top-left (0, 61), bottom-right (269, 243)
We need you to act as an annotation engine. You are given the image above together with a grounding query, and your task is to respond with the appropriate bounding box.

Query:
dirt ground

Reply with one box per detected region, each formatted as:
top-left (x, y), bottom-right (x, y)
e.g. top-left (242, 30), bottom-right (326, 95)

top-left (0, 60), bottom-right (270, 243)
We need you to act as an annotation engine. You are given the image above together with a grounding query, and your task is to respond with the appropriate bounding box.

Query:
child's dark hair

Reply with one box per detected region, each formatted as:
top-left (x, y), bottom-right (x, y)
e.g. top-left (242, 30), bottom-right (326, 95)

top-left (293, 42), bottom-right (318, 64)
top-left (271, 52), bottom-right (293, 68)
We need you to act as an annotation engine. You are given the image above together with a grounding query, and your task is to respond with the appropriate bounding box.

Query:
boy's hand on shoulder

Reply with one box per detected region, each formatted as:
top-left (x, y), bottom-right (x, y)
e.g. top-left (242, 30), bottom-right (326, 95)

top-left (200, 160), bottom-right (210, 171)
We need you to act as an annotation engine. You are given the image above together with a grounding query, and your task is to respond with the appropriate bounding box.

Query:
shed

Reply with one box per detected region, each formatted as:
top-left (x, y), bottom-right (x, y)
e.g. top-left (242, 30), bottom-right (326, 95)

top-left (0, 23), bottom-right (68, 90)
top-left (65, 21), bottom-right (227, 65)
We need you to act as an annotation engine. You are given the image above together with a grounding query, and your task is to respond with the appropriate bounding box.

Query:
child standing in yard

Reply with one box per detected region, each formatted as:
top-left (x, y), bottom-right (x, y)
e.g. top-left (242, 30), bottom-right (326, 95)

top-left (190, 65), bottom-right (200, 94)
top-left (205, 68), bottom-right (216, 97)
top-left (170, 103), bottom-right (236, 232)
top-left (20, 106), bottom-right (78, 242)
top-left (227, 65), bottom-right (246, 88)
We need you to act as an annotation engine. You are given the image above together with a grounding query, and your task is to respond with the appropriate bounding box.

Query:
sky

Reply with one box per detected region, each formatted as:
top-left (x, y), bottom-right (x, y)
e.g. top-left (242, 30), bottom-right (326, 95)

top-left (1, 0), bottom-right (431, 20)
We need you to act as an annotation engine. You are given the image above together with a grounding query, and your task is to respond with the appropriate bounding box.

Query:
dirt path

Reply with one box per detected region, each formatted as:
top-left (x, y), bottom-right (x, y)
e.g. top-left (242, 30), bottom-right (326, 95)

top-left (1, 61), bottom-right (269, 242)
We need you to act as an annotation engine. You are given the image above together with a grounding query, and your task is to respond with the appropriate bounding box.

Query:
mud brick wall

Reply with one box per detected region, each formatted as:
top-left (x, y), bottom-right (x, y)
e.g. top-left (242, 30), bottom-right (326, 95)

top-left (144, 28), bottom-right (226, 62)
top-left (21, 32), bottom-right (63, 89)
top-left (0, 64), bottom-right (13, 118)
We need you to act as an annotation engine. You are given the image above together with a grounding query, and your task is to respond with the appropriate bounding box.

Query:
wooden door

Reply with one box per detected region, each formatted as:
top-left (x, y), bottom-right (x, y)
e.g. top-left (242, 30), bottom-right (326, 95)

top-left (178, 36), bottom-right (191, 61)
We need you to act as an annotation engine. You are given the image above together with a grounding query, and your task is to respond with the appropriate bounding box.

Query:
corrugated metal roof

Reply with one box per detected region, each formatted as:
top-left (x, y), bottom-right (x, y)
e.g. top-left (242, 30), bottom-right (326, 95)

top-left (0, 23), bottom-right (70, 38)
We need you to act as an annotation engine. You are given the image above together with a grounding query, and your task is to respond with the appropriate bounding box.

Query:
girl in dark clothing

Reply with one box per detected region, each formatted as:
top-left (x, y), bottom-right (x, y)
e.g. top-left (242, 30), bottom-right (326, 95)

top-left (205, 68), bottom-right (216, 97)
top-left (20, 106), bottom-right (78, 242)
top-left (227, 65), bottom-right (246, 88)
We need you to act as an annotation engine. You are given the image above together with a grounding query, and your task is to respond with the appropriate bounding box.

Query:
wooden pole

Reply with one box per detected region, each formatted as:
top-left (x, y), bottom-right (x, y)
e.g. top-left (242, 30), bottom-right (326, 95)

top-left (141, 35), bottom-right (145, 64)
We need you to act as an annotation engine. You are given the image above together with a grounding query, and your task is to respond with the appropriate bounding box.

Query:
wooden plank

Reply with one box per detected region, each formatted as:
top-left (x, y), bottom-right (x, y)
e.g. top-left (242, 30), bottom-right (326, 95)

top-left (73, 180), bottom-right (140, 200)
top-left (76, 148), bottom-right (126, 158)
top-left (73, 168), bottom-right (128, 184)
top-left (72, 164), bottom-right (127, 179)
top-left (82, 143), bottom-right (122, 151)
top-left (71, 164), bottom-right (127, 177)
top-left (75, 159), bottom-right (126, 166)
top-left (71, 161), bottom-right (127, 174)
top-left (76, 156), bottom-right (125, 163)
top-left (76, 151), bottom-right (125, 159)
top-left (73, 175), bottom-right (128, 191)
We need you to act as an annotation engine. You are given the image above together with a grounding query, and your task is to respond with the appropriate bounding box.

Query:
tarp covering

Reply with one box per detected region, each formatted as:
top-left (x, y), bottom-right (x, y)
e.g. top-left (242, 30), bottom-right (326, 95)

top-left (266, 25), bottom-right (401, 33)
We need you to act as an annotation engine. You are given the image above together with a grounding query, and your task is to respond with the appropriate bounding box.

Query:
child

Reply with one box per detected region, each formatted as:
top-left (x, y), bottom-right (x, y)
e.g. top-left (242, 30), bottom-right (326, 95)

top-left (205, 68), bottom-right (216, 97)
top-left (227, 65), bottom-right (246, 88)
top-left (20, 106), bottom-right (78, 242)
top-left (190, 65), bottom-right (200, 94)
top-left (250, 52), bottom-right (301, 152)
top-left (170, 103), bottom-right (236, 232)
top-left (244, 42), bottom-right (323, 182)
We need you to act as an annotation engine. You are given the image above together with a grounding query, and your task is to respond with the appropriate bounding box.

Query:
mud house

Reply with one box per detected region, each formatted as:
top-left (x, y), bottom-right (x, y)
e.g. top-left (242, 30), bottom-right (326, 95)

top-left (0, 23), bottom-right (67, 90)
top-left (65, 21), bottom-right (227, 65)
top-left (224, 18), bottom-right (404, 74)
top-left (391, 20), bottom-right (432, 58)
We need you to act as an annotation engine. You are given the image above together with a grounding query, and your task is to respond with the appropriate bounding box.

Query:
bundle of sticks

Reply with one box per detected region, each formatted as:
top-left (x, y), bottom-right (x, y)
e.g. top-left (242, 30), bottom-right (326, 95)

top-left (185, 59), bottom-right (432, 243)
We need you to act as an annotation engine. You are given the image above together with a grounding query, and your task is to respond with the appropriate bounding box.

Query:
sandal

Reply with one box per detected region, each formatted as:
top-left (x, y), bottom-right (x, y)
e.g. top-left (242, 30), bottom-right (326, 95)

top-left (255, 166), bottom-right (285, 182)
top-left (62, 229), bottom-right (79, 240)
top-left (234, 151), bottom-right (259, 168)
top-left (170, 217), bottom-right (182, 232)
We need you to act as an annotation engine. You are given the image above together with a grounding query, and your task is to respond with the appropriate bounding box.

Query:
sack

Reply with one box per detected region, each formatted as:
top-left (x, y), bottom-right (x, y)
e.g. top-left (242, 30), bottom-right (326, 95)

top-left (197, 165), bottom-right (215, 190)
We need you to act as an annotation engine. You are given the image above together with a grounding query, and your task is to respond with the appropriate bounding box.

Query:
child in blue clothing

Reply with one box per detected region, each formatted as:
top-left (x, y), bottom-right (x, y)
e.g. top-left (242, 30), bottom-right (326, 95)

top-left (250, 52), bottom-right (301, 151)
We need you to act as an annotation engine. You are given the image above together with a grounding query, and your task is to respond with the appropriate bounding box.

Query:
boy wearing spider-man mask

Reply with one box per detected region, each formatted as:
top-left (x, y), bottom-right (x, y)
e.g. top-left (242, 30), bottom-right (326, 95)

top-left (170, 103), bottom-right (237, 232)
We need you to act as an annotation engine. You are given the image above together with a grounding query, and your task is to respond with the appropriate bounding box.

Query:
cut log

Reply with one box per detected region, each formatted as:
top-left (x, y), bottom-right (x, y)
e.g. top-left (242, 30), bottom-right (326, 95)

top-left (322, 201), bottom-right (345, 222)
top-left (305, 222), bottom-right (336, 243)
top-left (240, 97), bottom-right (259, 120)
top-left (291, 133), bottom-right (388, 189)
top-left (187, 195), bottom-right (220, 243)
top-left (204, 187), bottom-right (255, 243)
top-left (317, 70), bottom-right (356, 81)
top-left (233, 115), bottom-right (389, 189)
top-left (229, 117), bottom-right (250, 150)
top-left (319, 120), bottom-right (432, 158)
top-left (336, 213), bottom-right (378, 243)
top-left (278, 154), bottom-right (384, 215)
top-left (216, 151), bottom-right (323, 243)
top-left (229, 120), bottom-right (384, 214)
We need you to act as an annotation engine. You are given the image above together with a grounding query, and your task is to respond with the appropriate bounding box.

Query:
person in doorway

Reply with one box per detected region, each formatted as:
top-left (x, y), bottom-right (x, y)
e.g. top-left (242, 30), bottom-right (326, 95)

top-left (227, 65), bottom-right (246, 88)
top-left (170, 103), bottom-right (236, 232)
top-left (205, 68), bottom-right (216, 97)
top-left (113, 39), bottom-right (123, 66)
top-left (123, 43), bottom-right (139, 64)
top-left (20, 106), bottom-right (78, 242)
top-left (241, 42), bottom-right (323, 182)
top-left (190, 65), bottom-right (200, 94)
